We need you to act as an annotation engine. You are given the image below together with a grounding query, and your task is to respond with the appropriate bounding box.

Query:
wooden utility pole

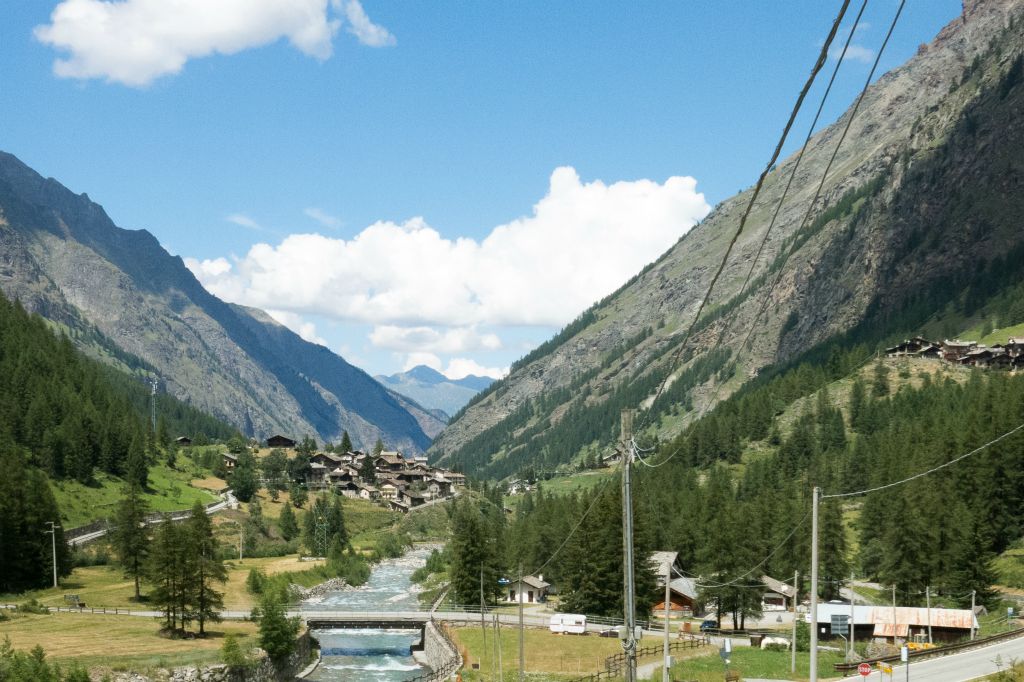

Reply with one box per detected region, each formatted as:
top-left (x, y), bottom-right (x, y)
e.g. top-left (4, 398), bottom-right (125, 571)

top-left (810, 487), bottom-right (820, 682)
top-left (970, 591), bottom-right (976, 640)
top-left (621, 409), bottom-right (638, 682)
top-left (926, 585), bottom-right (932, 645)
top-left (518, 562), bottom-right (525, 682)
top-left (791, 570), bottom-right (799, 675)
top-left (663, 559), bottom-right (671, 682)
top-left (495, 614), bottom-right (504, 681)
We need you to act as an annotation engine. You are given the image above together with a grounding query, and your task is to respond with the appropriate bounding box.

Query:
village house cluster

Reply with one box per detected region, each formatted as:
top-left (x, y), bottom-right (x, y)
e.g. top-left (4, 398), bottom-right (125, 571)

top-left (885, 336), bottom-right (1024, 369)
top-left (219, 435), bottom-right (465, 512)
top-left (307, 448), bottom-right (465, 512)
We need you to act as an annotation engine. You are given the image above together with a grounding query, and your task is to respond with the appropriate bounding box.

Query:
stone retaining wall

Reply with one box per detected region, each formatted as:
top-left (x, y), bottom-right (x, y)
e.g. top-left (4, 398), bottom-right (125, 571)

top-left (415, 621), bottom-right (461, 681)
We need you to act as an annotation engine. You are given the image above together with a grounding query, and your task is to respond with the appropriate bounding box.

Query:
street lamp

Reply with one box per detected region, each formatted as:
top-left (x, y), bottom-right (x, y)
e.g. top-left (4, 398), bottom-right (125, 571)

top-left (44, 521), bottom-right (61, 588)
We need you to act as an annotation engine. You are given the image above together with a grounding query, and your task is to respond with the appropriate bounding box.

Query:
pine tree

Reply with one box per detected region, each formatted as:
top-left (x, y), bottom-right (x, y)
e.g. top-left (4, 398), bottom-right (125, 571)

top-left (359, 454), bottom-right (376, 482)
top-left (289, 482), bottom-right (308, 508)
top-left (111, 483), bottom-right (150, 600)
top-left (256, 589), bottom-right (300, 663)
top-left (126, 433), bottom-right (148, 490)
top-left (373, 438), bottom-right (384, 455)
top-left (340, 430), bottom-right (353, 452)
top-left (184, 501), bottom-right (227, 635)
top-left (231, 451), bottom-right (259, 502)
top-left (147, 515), bottom-right (185, 631)
top-left (278, 503), bottom-right (298, 541)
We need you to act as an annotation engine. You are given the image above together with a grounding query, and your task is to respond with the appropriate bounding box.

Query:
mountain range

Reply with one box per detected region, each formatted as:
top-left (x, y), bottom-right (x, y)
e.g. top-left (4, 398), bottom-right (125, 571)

top-left (374, 365), bottom-right (495, 419)
top-left (0, 152), bottom-right (445, 453)
top-left (429, 0), bottom-right (1024, 478)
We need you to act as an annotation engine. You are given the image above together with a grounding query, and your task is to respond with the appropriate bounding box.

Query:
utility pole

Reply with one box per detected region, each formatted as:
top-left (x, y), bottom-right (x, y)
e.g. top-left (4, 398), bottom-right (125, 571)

top-left (850, 571), bottom-right (856, 659)
top-left (481, 564), bottom-right (490, 681)
top-left (44, 521), bottom-right (61, 588)
top-left (495, 613), bottom-right (503, 682)
top-left (892, 585), bottom-right (897, 646)
top-left (926, 586), bottom-right (932, 645)
top-left (518, 562), bottom-right (525, 682)
top-left (663, 557), bottom-right (673, 682)
top-left (810, 487), bottom-right (820, 682)
top-left (791, 570), bottom-right (799, 675)
top-left (621, 409), bottom-right (638, 682)
top-left (970, 591), bottom-right (976, 640)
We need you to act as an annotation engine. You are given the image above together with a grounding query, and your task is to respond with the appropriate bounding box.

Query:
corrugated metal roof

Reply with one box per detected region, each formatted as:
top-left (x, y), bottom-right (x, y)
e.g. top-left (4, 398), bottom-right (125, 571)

top-left (649, 551), bottom-right (678, 576)
top-left (814, 603), bottom-right (977, 629)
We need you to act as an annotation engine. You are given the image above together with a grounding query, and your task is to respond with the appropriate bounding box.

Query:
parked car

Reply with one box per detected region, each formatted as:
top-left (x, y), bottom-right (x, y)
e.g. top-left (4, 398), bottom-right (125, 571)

top-left (699, 619), bottom-right (718, 631)
top-left (598, 628), bottom-right (618, 638)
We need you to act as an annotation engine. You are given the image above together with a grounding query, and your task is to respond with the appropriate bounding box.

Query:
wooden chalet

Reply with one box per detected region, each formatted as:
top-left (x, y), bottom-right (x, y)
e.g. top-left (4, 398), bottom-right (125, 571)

top-left (174, 436), bottom-right (192, 446)
top-left (653, 577), bottom-right (698, 614)
top-left (885, 337), bottom-right (938, 357)
top-left (760, 574), bottom-right (797, 611)
top-left (941, 339), bottom-right (977, 362)
top-left (379, 483), bottom-right (399, 501)
top-left (354, 480), bottom-right (380, 501)
top-left (222, 452), bottom-right (238, 470)
top-left (374, 452), bottom-right (407, 472)
top-left (266, 434), bottom-right (296, 448)
top-left (311, 452), bottom-right (343, 468)
top-left (400, 488), bottom-right (428, 508)
top-left (1007, 337), bottom-right (1024, 358)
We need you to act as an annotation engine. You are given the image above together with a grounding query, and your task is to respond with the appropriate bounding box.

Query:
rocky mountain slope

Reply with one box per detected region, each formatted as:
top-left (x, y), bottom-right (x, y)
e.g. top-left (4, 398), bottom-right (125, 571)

top-left (375, 365), bottom-right (494, 418)
top-left (430, 0), bottom-right (1024, 477)
top-left (0, 154), bottom-right (445, 452)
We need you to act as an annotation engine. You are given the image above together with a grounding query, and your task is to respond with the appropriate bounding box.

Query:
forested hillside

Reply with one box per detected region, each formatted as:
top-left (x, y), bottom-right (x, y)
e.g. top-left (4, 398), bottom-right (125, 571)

top-left (430, 0), bottom-right (1024, 479)
top-left (0, 291), bottom-right (236, 592)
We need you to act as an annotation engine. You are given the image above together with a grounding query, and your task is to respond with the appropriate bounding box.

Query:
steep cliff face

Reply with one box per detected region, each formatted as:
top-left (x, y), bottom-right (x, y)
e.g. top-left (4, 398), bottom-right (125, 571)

top-left (0, 154), bottom-right (444, 452)
top-left (430, 0), bottom-right (1024, 477)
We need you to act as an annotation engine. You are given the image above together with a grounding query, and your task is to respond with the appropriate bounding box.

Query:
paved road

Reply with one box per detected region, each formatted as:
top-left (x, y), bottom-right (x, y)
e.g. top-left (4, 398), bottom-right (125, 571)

top-left (855, 635), bottom-right (1024, 682)
top-left (68, 492), bottom-right (236, 547)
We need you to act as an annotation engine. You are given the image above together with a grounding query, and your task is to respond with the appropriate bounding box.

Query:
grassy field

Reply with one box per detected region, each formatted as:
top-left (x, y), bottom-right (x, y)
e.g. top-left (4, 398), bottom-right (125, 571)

top-left (995, 545), bottom-right (1024, 589)
top-left (958, 320), bottom-right (1024, 347)
top-left (0, 554), bottom-right (324, 611)
top-left (50, 460), bottom-right (218, 528)
top-left (0, 611), bottom-right (259, 672)
top-left (450, 625), bottom-right (627, 681)
top-left (660, 647), bottom-right (845, 682)
top-left (505, 470), bottom-right (613, 510)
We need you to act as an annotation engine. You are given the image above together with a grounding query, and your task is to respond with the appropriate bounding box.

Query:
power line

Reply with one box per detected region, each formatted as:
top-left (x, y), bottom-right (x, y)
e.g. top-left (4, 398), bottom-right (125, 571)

top-left (740, 0), bottom-right (907, 368)
top-left (679, 508), bottom-right (810, 589)
top-left (822, 421), bottom-right (1024, 500)
top-left (638, 0), bottom-right (854, 432)
top-left (633, 1), bottom-right (870, 469)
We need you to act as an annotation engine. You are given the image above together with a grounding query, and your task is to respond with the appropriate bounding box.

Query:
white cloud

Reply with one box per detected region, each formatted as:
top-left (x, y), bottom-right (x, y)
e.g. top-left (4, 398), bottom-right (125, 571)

top-left (442, 358), bottom-right (507, 381)
top-left (184, 256), bottom-right (232, 279)
top-left (338, 0), bottom-right (395, 47)
top-left (400, 354), bottom-right (506, 382)
top-left (830, 43), bottom-right (875, 64)
top-left (188, 167), bottom-right (710, 334)
top-left (370, 325), bottom-right (502, 353)
top-left (403, 352), bottom-right (443, 373)
top-left (34, 0), bottom-right (395, 86)
top-left (265, 309), bottom-right (328, 346)
top-left (304, 207), bottom-right (342, 230)
top-left (226, 213), bottom-right (264, 231)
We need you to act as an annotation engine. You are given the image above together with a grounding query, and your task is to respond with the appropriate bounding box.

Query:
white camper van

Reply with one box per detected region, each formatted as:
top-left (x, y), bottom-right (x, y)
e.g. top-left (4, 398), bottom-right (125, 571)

top-left (549, 614), bottom-right (587, 635)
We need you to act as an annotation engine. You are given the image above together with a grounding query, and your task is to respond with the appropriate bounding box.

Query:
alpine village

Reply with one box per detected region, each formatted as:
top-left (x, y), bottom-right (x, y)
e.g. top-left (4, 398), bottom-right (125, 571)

top-left (2, 1), bottom-right (1024, 682)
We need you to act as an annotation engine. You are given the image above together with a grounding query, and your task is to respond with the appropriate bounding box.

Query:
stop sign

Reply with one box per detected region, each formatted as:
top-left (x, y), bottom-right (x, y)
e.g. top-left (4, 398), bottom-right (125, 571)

top-left (858, 662), bottom-right (872, 677)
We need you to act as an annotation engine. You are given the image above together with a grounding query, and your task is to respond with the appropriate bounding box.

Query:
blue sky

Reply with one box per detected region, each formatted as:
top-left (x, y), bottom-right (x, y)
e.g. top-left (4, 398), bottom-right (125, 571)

top-left (0, 0), bottom-right (962, 379)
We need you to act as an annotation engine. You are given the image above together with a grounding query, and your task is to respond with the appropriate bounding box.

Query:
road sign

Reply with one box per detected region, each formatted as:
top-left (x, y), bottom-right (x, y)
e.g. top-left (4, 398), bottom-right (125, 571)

top-left (832, 614), bottom-right (849, 635)
top-left (858, 662), bottom-right (872, 677)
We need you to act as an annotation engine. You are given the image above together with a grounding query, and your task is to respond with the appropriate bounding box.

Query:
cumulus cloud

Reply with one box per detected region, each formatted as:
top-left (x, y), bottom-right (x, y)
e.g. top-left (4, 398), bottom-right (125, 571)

top-left (443, 358), bottom-right (508, 381)
top-left (187, 167), bottom-right (708, 373)
top-left (830, 43), bottom-right (875, 64)
top-left (265, 309), bottom-right (328, 346)
top-left (189, 167), bottom-right (709, 332)
top-left (34, 0), bottom-right (394, 86)
top-left (304, 207), bottom-right (343, 230)
top-left (370, 325), bottom-right (502, 353)
top-left (338, 0), bottom-right (395, 47)
top-left (400, 354), bottom-right (507, 381)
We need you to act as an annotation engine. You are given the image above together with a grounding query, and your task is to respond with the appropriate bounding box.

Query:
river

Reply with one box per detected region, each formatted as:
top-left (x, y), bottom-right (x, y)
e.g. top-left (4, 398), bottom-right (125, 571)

top-left (304, 546), bottom-right (436, 681)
